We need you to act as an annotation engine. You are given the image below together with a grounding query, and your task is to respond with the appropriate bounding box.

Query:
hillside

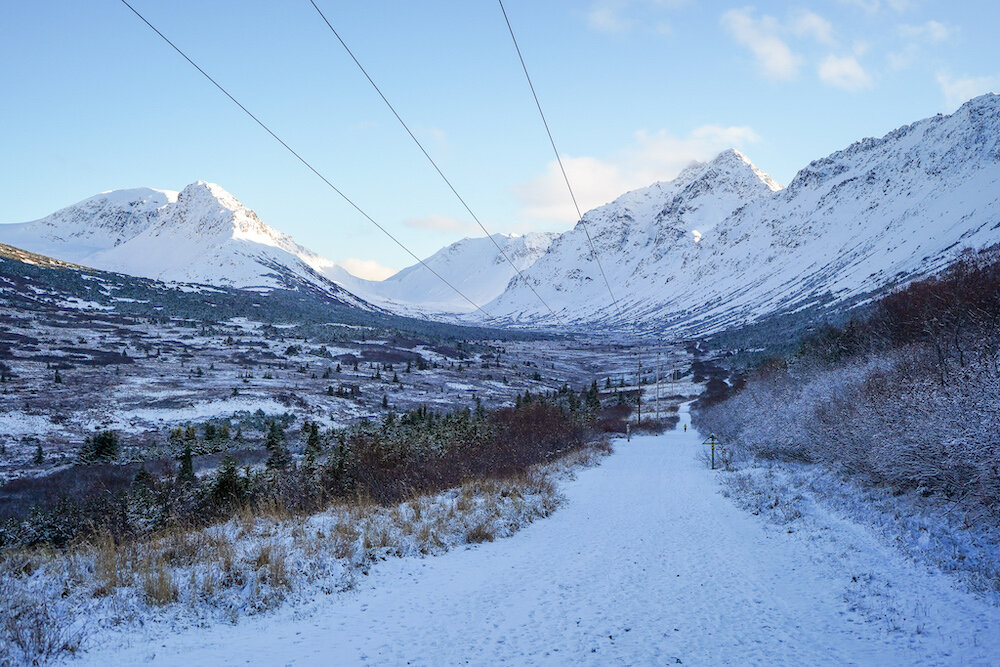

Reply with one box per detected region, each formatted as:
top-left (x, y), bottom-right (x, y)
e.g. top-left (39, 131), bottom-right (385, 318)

top-left (487, 94), bottom-right (1000, 334)
top-left (348, 232), bottom-right (557, 315)
top-left (0, 182), bottom-right (369, 308)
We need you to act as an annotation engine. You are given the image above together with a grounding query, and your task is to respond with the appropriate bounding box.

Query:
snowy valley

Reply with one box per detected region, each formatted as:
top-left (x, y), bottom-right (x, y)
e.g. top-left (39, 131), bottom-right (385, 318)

top-left (2, 91), bottom-right (1000, 665)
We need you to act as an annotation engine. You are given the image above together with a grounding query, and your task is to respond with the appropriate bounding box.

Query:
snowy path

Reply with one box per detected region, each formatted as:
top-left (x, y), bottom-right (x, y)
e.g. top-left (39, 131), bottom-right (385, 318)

top-left (82, 406), bottom-right (1000, 665)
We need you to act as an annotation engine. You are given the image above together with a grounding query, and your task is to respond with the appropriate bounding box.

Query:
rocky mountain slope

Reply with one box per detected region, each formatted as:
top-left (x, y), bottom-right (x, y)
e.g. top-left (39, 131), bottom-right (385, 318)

top-left (486, 94), bottom-right (1000, 334)
top-left (0, 183), bottom-right (557, 318)
top-left (0, 181), bottom-right (370, 308)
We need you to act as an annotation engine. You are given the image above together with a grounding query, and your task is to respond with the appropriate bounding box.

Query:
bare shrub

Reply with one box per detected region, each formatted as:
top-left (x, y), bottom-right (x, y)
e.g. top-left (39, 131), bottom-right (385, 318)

top-left (0, 581), bottom-right (82, 665)
top-left (466, 522), bottom-right (495, 543)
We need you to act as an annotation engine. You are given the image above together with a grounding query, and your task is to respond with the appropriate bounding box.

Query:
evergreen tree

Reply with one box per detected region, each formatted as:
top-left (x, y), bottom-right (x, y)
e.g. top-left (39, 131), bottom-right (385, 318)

top-left (178, 443), bottom-right (195, 484)
top-left (80, 430), bottom-right (119, 462)
top-left (133, 463), bottom-right (152, 488)
top-left (33, 442), bottom-right (43, 465)
top-left (587, 381), bottom-right (601, 412)
top-left (211, 455), bottom-right (246, 505)
top-left (265, 420), bottom-right (291, 471)
top-left (382, 394), bottom-right (389, 409)
top-left (305, 421), bottom-right (323, 461)
top-left (54, 370), bottom-right (62, 384)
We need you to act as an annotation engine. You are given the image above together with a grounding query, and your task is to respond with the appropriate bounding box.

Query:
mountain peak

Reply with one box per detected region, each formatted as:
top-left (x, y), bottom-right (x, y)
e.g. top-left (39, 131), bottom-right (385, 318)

top-left (176, 181), bottom-right (242, 212)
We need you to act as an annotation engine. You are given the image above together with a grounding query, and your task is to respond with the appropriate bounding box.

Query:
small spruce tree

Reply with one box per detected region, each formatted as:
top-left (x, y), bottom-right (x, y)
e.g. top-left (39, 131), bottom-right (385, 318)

top-left (265, 420), bottom-right (291, 471)
top-left (178, 443), bottom-right (195, 484)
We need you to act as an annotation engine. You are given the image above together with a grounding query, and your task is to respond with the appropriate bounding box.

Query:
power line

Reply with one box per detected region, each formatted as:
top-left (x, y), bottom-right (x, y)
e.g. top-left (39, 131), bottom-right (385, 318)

top-left (497, 0), bottom-right (622, 321)
top-left (119, 0), bottom-right (490, 318)
top-left (306, 0), bottom-right (559, 321)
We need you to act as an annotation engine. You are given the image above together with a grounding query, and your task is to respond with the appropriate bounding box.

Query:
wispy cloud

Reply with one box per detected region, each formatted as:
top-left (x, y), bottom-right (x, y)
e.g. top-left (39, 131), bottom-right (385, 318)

top-left (338, 257), bottom-right (398, 281)
top-left (587, 3), bottom-right (634, 33)
top-left (513, 124), bottom-right (762, 225)
top-left (402, 215), bottom-right (478, 233)
top-left (838, 0), bottom-right (915, 14)
top-left (789, 10), bottom-right (837, 46)
top-left (721, 8), bottom-right (802, 80)
top-left (890, 20), bottom-right (955, 69)
top-left (898, 20), bottom-right (953, 43)
top-left (585, 0), bottom-right (689, 35)
top-left (936, 72), bottom-right (998, 109)
top-left (818, 55), bottom-right (874, 91)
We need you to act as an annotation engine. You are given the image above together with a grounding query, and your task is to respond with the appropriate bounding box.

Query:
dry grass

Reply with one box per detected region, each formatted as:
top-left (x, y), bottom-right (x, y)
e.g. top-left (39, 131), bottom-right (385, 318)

top-left (252, 543), bottom-right (290, 589)
top-left (466, 522), bottom-right (495, 543)
top-left (0, 439), bottom-right (610, 663)
top-left (141, 558), bottom-right (178, 605)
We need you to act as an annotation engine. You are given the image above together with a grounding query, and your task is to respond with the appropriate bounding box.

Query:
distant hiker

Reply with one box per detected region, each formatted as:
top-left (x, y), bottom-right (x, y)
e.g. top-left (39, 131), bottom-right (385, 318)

top-left (684, 424), bottom-right (687, 432)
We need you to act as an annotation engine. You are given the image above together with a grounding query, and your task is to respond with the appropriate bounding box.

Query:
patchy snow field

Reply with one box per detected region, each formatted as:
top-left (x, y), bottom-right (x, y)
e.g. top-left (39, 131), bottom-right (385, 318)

top-left (75, 406), bottom-right (1000, 665)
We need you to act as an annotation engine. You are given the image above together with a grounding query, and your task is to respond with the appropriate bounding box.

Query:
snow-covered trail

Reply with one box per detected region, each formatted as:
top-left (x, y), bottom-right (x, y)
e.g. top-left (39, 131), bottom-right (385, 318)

top-left (83, 405), bottom-right (1000, 665)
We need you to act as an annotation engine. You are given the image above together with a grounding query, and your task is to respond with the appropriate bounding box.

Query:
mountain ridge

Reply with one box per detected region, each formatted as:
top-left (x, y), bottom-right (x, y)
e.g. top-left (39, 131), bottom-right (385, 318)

top-left (484, 93), bottom-right (1000, 334)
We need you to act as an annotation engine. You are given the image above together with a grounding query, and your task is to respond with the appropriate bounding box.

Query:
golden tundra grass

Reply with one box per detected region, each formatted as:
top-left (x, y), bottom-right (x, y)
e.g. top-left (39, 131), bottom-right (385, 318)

top-left (0, 439), bottom-right (610, 663)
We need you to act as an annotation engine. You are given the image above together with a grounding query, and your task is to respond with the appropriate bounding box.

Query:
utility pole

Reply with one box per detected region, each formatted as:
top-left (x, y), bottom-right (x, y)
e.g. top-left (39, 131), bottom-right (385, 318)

top-left (637, 353), bottom-right (642, 425)
top-left (655, 351), bottom-right (661, 420)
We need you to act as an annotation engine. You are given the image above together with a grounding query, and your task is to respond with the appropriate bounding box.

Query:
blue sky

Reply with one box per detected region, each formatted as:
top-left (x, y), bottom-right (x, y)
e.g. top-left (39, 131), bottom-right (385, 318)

top-left (1, 1), bottom-right (997, 278)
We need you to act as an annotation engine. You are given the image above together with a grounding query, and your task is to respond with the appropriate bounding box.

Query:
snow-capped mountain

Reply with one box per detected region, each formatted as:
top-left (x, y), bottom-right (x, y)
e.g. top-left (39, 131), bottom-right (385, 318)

top-left (486, 148), bottom-right (781, 326)
top-left (0, 181), bottom-right (370, 308)
top-left (348, 232), bottom-right (557, 315)
top-left (487, 94), bottom-right (1000, 333)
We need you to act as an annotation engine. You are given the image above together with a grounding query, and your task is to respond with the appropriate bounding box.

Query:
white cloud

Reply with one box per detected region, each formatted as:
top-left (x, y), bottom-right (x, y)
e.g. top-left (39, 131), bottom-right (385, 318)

top-left (838, 0), bottom-right (914, 13)
top-left (585, 0), bottom-right (688, 34)
top-left (587, 4), bottom-right (633, 33)
top-left (402, 214), bottom-right (478, 233)
top-left (839, 0), bottom-right (880, 12)
top-left (936, 72), bottom-right (998, 109)
top-left (338, 257), bottom-right (397, 281)
top-left (513, 125), bottom-right (761, 224)
top-left (899, 20), bottom-right (952, 43)
top-left (818, 54), bottom-right (873, 91)
top-left (721, 8), bottom-right (802, 80)
top-left (890, 20), bottom-right (954, 69)
top-left (789, 10), bottom-right (836, 46)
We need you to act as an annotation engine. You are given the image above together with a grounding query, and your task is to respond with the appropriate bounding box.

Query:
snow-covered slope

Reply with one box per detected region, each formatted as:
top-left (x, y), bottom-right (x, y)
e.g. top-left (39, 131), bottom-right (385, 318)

top-left (0, 182), bottom-right (369, 308)
top-left (346, 233), bottom-right (557, 315)
top-left (487, 95), bottom-right (1000, 333)
top-left (486, 148), bottom-right (781, 326)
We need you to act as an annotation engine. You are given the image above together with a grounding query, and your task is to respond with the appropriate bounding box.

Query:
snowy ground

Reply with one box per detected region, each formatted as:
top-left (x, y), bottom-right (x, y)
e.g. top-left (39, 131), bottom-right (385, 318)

top-left (74, 405), bottom-right (1000, 665)
top-left (2, 304), bottom-right (677, 481)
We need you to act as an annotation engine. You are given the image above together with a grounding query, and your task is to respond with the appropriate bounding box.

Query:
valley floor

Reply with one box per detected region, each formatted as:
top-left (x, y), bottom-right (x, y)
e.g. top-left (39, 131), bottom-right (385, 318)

top-left (76, 405), bottom-right (1000, 665)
